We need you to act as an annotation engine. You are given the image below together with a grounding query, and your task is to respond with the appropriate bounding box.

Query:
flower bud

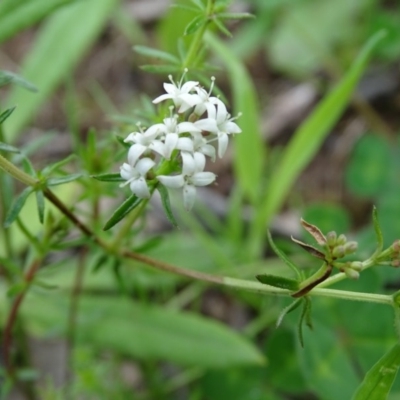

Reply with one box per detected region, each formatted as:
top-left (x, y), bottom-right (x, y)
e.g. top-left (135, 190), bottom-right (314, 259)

top-left (332, 245), bottom-right (345, 259)
top-left (350, 261), bottom-right (363, 271)
top-left (326, 231), bottom-right (337, 247)
top-left (336, 234), bottom-right (347, 245)
top-left (392, 259), bottom-right (400, 268)
top-left (392, 240), bottom-right (400, 253)
top-left (344, 268), bottom-right (360, 280)
top-left (344, 241), bottom-right (358, 255)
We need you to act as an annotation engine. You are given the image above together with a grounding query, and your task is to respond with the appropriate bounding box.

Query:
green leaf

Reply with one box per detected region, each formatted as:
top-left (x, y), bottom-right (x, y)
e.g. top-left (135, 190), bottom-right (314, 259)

top-left (0, 107), bottom-right (16, 125)
top-left (134, 45), bottom-right (180, 64)
top-left (372, 206), bottom-right (383, 255)
top-left (35, 190), bottom-right (45, 224)
top-left (41, 153), bottom-right (77, 175)
top-left (4, 187), bottom-right (34, 228)
top-left (140, 64), bottom-right (183, 74)
top-left (4, 0), bottom-right (119, 142)
top-left (184, 15), bottom-right (207, 35)
top-left (103, 194), bottom-right (142, 231)
top-left (345, 133), bottom-right (391, 197)
top-left (22, 294), bottom-right (265, 367)
top-left (213, 18), bottom-right (232, 37)
top-left (157, 184), bottom-right (178, 228)
top-left (0, 141), bottom-right (20, 153)
top-left (0, 70), bottom-right (37, 91)
top-left (267, 230), bottom-right (302, 279)
top-left (205, 32), bottom-right (264, 204)
top-left (249, 30), bottom-right (386, 258)
top-left (276, 298), bottom-right (302, 328)
top-left (297, 320), bottom-right (360, 399)
top-left (0, 0), bottom-right (80, 44)
top-left (91, 172), bottom-right (124, 182)
top-left (7, 282), bottom-right (27, 297)
top-left (256, 274), bottom-right (299, 290)
top-left (298, 297), bottom-right (312, 348)
top-left (352, 344), bottom-right (400, 400)
top-left (217, 12), bottom-right (254, 21)
top-left (46, 173), bottom-right (82, 186)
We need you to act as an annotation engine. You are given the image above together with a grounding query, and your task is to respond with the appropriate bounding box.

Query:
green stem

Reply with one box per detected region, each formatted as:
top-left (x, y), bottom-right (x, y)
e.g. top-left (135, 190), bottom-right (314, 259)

top-left (0, 154), bottom-right (37, 186)
top-left (182, 0), bottom-right (214, 69)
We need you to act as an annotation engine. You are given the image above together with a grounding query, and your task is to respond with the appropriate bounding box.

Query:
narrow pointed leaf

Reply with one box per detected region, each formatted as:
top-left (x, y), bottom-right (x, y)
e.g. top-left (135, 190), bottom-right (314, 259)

top-left (140, 64), bottom-right (182, 74)
top-left (372, 205), bottom-right (383, 255)
top-left (41, 154), bottom-right (77, 175)
top-left (298, 297), bottom-right (313, 348)
top-left (91, 172), bottom-right (124, 182)
top-left (217, 12), bottom-right (254, 20)
top-left (0, 141), bottom-right (20, 153)
top-left (0, 107), bottom-right (16, 125)
top-left (35, 190), bottom-right (45, 224)
top-left (184, 15), bottom-right (207, 35)
top-left (4, 187), bottom-right (34, 227)
top-left (300, 218), bottom-right (326, 245)
top-left (256, 274), bottom-right (299, 290)
top-left (213, 18), bottom-right (232, 37)
top-left (157, 184), bottom-right (178, 228)
top-left (352, 344), bottom-right (400, 400)
top-left (134, 45), bottom-right (180, 64)
top-left (103, 194), bottom-right (142, 231)
top-left (276, 298), bottom-right (302, 328)
top-left (0, 70), bottom-right (37, 92)
top-left (267, 230), bottom-right (302, 279)
top-left (46, 173), bottom-right (82, 186)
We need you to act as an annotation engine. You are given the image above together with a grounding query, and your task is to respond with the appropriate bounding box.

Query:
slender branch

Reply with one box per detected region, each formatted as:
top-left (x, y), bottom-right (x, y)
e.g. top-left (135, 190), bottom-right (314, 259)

top-left (3, 258), bottom-right (42, 378)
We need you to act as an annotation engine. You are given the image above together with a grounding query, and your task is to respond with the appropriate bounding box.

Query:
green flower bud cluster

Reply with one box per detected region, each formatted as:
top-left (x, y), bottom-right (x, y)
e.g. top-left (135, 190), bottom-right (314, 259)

top-left (336, 261), bottom-right (364, 280)
top-left (325, 231), bottom-right (358, 260)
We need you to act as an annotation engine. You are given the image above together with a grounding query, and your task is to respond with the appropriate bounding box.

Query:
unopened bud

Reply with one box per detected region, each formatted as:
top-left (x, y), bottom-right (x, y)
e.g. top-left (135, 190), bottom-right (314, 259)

top-left (392, 240), bottom-right (400, 253)
top-left (332, 245), bottom-right (345, 259)
top-left (337, 234), bottom-right (347, 245)
top-left (392, 259), bottom-right (400, 268)
top-left (326, 231), bottom-right (337, 247)
top-left (350, 261), bottom-right (363, 271)
top-left (344, 268), bottom-right (360, 280)
top-left (344, 241), bottom-right (358, 255)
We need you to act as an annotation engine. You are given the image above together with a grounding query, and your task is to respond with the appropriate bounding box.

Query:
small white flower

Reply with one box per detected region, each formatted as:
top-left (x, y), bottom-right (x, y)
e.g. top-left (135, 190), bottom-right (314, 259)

top-left (195, 99), bottom-right (241, 158)
top-left (120, 157), bottom-right (155, 198)
top-left (152, 69), bottom-right (199, 113)
top-left (158, 111), bottom-right (200, 159)
top-left (125, 124), bottom-right (164, 165)
top-left (157, 152), bottom-right (216, 210)
top-left (190, 77), bottom-right (219, 116)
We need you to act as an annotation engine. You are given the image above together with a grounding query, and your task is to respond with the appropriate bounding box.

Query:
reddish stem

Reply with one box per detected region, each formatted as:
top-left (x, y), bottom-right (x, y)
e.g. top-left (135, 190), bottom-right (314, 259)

top-left (3, 258), bottom-right (41, 378)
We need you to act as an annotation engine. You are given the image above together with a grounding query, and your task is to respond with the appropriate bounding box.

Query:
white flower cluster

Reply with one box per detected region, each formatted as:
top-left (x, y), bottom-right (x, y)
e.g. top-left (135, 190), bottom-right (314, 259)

top-left (120, 70), bottom-right (241, 211)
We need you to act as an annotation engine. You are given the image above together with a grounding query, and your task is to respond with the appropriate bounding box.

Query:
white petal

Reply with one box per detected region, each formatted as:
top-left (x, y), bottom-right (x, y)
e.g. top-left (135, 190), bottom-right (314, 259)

top-left (194, 118), bottom-right (218, 133)
top-left (199, 145), bottom-right (216, 161)
top-left (120, 163), bottom-right (135, 181)
top-left (153, 93), bottom-right (173, 104)
top-left (130, 177), bottom-right (151, 198)
top-left (181, 152), bottom-right (196, 175)
top-left (163, 82), bottom-right (176, 94)
top-left (144, 124), bottom-right (165, 140)
top-left (157, 174), bottom-right (185, 188)
top-left (164, 133), bottom-right (179, 159)
top-left (224, 121), bottom-right (242, 134)
top-left (149, 140), bottom-right (165, 157)
top-left (177, 121), bottom-right (200, 134)
top-left (128, 144), bottom-right (146, 165)
top-left (217, 133), bottom-right (229, 158)
top-left (136, 157), bottom-right (155, 176)
top-left (193, 152), bottom-right (206, 172)
top-left (124, 132), bottom-right (137, 143)
top-left (190, 172), bottom-right (216, 186)
top-left (183, 184), bottom-right (197, 211)
top-left (181, 81), bottom-right (198, 93)
top-left (176, 137), bottom-right (194, 152)
top-left (216, 102), bottom-right (228, 125)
